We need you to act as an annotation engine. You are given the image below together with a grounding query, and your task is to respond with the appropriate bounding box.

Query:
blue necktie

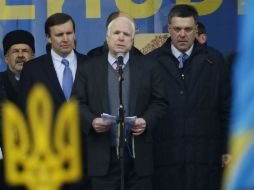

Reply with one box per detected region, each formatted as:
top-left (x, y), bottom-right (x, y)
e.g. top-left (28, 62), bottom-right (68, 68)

top-left (61, 59), bottom-right (73, 100)
top-left (178, 53), bottom-right (188, 69)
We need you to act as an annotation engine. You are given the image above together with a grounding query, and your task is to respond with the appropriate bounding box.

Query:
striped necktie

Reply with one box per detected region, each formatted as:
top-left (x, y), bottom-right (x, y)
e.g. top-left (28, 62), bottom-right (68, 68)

top-left (178, 53), bottom-right (188, 69)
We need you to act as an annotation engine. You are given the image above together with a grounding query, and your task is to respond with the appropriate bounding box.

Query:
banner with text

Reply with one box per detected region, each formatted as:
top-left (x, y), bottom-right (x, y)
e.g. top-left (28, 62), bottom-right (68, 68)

top-left (0, 0), bottom-right (239, 70)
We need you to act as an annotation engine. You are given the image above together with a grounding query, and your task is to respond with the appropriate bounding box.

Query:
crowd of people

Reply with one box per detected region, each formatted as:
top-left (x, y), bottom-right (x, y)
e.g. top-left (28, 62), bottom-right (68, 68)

top-left (0, 4), bottom-right (232, 190)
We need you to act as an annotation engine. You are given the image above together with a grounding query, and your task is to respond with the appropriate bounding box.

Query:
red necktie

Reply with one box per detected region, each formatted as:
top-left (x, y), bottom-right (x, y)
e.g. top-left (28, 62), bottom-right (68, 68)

top-left (115, 62), bottom-right (120, 73)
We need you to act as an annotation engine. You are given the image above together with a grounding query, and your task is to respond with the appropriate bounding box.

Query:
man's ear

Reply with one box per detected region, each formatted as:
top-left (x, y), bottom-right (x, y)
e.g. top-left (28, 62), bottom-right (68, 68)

top-left (4, 54), bottom-right (9, 64)
top-left (168, 24), bottom-right (171, 33)
top-left (106, 35), bottom-right (109, 44)
top-left (194, 24), bottom-right (198, 33)
top-left (46, 35), bottom-right (51, 43)
top-left (202, 34), bottom-right (207, 43)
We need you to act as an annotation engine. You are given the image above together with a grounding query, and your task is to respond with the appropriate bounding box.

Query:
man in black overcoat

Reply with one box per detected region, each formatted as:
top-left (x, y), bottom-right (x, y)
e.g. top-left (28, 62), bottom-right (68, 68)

top-left (148, 4), bottom-right (231, 190)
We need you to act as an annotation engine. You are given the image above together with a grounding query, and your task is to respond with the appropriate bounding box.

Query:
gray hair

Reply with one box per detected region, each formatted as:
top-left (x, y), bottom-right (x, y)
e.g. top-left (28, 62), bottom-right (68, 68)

top-left (106, 16), bottom-right (135, 39)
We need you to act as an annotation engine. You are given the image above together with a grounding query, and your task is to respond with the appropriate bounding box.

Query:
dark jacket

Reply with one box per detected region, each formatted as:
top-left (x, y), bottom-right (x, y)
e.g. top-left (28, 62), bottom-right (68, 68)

top-left (20, 51), bottom-right (87, 113)
top-left (72, 53), bottom-right (168, 176)
top-left (148, 39), bottom-right (231, 190)
top-left (0, 71), bottom-right (23, 189)
top-left (0, 69), bottom-right (20, 105)
top-left (0, 74), bottom-right (6, 147)
top-left (150, 38), bottom-right (231, 164)
top-left (19, 51), bottom-right (90, 189)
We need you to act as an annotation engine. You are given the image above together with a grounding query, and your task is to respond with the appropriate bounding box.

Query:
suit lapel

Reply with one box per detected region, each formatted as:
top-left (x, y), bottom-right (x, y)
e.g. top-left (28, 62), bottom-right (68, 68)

top-left (75, 51), bottom-right (86, 67)
top-left (159, 54), bottom-right (184, 87)
top-left (41, 53), bottom-right (66, 100)
top-left (129, 56), bottom-right (140, 115)
top-left (185, 47), bottom-right (208, 93)
top-left (157, 40), bottom-right (184, 87)
top-left (72, 52), bottom-right (86, 89)
top-left (95, 56), bottom-right (110, 113)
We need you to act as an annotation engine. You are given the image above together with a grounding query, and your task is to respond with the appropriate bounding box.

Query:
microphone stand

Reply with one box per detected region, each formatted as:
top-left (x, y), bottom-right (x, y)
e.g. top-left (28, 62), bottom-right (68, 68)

top-left (117, 56), bottom-right (125, 190)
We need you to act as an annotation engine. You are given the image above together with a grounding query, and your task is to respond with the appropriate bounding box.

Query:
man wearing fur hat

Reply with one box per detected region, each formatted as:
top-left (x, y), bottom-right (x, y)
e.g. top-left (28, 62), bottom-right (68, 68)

top-left (0, 29), bottom-right (35, 105)
top-left (0, 29), bottom-right (35, 190)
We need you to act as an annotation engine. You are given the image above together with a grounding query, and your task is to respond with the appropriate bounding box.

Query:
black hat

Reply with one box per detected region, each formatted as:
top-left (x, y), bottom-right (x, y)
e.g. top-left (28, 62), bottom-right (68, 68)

top-left (3, 30), bottom-right (35, 55)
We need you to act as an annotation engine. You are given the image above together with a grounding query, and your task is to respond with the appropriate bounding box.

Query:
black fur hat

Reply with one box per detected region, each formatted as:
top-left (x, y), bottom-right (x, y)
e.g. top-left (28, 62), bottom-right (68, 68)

top-left (3, 30), bottom-right (35, 55)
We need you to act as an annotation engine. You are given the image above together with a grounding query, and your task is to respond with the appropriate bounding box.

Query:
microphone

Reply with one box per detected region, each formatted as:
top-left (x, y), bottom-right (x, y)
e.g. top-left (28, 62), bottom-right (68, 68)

top-left (117, 53), bottom-right (124, 66)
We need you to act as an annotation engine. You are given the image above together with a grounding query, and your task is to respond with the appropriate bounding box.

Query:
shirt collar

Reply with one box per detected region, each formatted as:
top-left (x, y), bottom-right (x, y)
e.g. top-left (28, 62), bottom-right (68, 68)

top-left (171, 44), bottom-right (193, 59)
top-left (51, 49), bottom-right (75, 65)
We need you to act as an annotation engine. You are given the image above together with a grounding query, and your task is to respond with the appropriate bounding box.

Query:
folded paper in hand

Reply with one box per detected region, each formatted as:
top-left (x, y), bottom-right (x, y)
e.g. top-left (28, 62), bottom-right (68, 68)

top-left (101, 113), bottom-right (136, 125)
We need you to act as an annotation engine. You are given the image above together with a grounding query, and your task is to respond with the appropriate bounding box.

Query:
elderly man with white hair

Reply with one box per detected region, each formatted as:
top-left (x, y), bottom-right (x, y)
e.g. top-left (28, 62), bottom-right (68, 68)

top-left (72, 12), bottom-right (168, 190)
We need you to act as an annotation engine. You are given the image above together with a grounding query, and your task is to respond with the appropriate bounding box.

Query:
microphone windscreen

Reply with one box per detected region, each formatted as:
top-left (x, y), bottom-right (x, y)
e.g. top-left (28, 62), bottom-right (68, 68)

top-left (117, 53), bottom-right (124, 65)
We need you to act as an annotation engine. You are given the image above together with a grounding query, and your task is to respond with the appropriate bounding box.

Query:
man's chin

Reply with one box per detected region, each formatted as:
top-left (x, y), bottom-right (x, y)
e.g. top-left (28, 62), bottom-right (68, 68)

top-left (115, 48), bottom-right (130, 54)
top-left (15, 63), bottom-right (24, 67)
top-left (16, 65), bottom-right (23, 70)
top-left (13, 67), bottom-right (23, 74)
top-left (59, 49), bottom-right (72, 57)
top-left (177, 45), bottom-right (189, 52)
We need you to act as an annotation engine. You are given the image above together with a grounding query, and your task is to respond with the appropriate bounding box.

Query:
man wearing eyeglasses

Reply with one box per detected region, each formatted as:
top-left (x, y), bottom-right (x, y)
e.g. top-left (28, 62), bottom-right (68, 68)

top-left (148, 4), bottom-right (231, 190)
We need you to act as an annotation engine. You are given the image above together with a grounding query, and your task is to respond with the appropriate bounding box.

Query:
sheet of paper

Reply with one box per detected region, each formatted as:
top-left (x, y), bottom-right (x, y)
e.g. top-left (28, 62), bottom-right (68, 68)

top-left (101, 113), bottom-right (137, 126)
top-left (101, 113), bottom-right (117, 125)
top-left (125, 116), bottom-right (137, 125)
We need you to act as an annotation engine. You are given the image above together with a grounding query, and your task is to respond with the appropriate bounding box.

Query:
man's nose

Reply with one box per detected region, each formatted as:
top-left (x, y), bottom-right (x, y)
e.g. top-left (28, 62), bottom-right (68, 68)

top-left (118, 33), bottom-right (124, 40)
top-left (17, 50), bottom-right (24, 57)
top-left (63, 34), bottom-right (68, 41)
top-left (179, 29), bottom-right (186, 37)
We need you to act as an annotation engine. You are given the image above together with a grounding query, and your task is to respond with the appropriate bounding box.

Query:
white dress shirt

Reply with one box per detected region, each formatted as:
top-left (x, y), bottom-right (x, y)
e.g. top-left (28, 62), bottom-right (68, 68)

top-left (51, 49), bottom-right (77, 89)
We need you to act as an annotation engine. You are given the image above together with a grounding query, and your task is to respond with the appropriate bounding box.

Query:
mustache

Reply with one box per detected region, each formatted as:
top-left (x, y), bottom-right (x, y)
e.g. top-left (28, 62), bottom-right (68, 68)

top-left (15, 57), bottom-right (27, 63)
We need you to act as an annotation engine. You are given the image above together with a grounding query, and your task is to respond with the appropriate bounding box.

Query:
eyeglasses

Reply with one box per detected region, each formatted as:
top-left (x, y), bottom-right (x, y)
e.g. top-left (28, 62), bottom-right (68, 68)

top-left (170, 26), bottom-right (195, 33)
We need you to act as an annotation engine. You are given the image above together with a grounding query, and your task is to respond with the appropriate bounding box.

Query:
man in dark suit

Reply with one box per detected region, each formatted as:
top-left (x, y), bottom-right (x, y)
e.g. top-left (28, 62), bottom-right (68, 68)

top-left (72, 14), bottom-right (167, 190)
top-left (87, 11), bottom-right (143, 57)
top-left (0, 29), bottom-right (35, 190)
top-left (20, 13), bottom-right (89, 190)
top-left (148, 4), bottom-right (231, 190)
top-left (20, 13), bottom-right (86, 112)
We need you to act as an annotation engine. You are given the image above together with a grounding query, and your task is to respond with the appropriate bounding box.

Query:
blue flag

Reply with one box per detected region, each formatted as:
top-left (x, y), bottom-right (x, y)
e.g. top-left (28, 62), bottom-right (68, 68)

top-left (223, 0), bottom-right (254, 189)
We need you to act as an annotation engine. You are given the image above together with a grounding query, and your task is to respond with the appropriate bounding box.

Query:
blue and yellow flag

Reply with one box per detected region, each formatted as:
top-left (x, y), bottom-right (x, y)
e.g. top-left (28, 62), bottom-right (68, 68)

top-left (0, 0), bottom-right (239, 71)
top-left (223, 0), bottom-right (254, 189)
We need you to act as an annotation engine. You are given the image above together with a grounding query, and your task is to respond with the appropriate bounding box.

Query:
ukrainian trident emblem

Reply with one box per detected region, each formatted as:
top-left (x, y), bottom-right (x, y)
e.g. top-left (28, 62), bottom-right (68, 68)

top-left (2, 84), bottom-right (82, 190)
